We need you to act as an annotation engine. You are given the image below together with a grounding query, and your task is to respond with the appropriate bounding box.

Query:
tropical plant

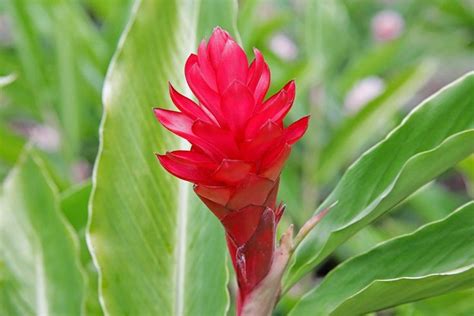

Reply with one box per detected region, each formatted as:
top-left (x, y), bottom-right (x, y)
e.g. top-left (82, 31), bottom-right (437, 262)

top-left (1, 0), bottom-right (473, 315)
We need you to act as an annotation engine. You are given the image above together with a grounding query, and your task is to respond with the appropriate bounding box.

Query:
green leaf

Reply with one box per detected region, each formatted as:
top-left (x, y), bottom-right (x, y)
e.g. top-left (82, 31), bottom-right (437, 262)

top-left (0, 73), bottom-right (17, 87)
top-left (60, 182), bottom-right (102, 316)
top-left (459, 155), bottom-right (474, 197)
top-left (407, 182), bottom-right (467, 222)
top-left (289, 202), bottom-right (474, 315)
top-left (396, 288), bottom-right (474, 316)
top-left (197, 0), bottom-right (240, 43)
top-left (4, 0), bottom-right (50, 117)
top-left (49, 0), bottom-right (119, 160)
top-left (61, 182), bottom-right (92, 232)
top-left (317, 62), bottom-right (435, 184)
top-left (284, 72), bottom-right (474, 290)
top-left (303, 0), bottom-right (353, 81)
top-left (87, 0), bottom-right (239, 315)
top-left (0, 149), bottom-right (85, 315)
top-left (0, 124), bottom-right (25, 165)
top-left (4, 0), bottom-right (111, 163)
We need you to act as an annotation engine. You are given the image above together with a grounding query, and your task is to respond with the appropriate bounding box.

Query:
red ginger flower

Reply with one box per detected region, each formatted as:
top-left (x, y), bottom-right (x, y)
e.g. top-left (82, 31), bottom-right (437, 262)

top-left (154, 27), bottom-right (308, 313)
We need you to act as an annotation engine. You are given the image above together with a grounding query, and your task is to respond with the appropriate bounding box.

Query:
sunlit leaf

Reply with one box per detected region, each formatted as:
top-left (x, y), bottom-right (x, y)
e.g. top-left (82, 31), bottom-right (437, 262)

top-left (87, 0), bottom-right (239, 314)
top-left (396, 288), bottom-right (474, 316)
top-left (0, 149), bottom-right (85, 315)
top-left (60, 182), bottom-right (102, 315)
top-left (284, 72), bottom-right (474, 289)
top-left (0, 74), bottom-right (17, 87)
top-left (290, 202), bottom-right (474, 315)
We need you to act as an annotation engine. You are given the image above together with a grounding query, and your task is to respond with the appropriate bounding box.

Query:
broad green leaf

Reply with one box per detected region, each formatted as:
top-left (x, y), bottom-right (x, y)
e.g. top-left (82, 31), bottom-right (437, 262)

top-left (317, 62), bottom-right (434, 184)
top-left (396, 288), bottom-right (474, 316)
top-left (0, 73), bottom-right (17, 87)
top-left (88, 0), bottom-right (238, 315)
top-left (289, 202), bottom-right (474, 315)
top-left (61, 183), bottom-right (102, 316)
top-left (0, 149), bottom-right (85, 315)
top-left (284, 72), bottom-right (474, 290)
top-left (339, 181), bottom-right (468, 261)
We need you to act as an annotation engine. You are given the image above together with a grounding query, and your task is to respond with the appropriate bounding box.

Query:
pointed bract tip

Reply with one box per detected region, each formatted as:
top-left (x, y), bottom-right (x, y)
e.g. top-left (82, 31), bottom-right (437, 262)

top-left (153, 108), bottom-right (169, 124)
top-left (296, 115), bottom-right (311, 126)
top-left (252, 47), bottom-right (262, 57)
top-left (284, 80), bottom-right (296, 98)
top-left (213, 26), bottom-right (226, 34)
top-left (285, 115), bottom-right (310, 145)
top-left (210, 26), bottom-right (233, 43)
top-left (153, 107), bottom-right (161, 116)
top-left (185, 54), bottom-right (198, 68)
top-left (299, 115), bottom-right (311, 129)
top-left (224, 79), bottom-right (248, 94)
top-left (155, 153), bottom-right (166, 164)
top-left (168, 82), bottom-right (179, 95)
top-left (153, 107), bottom-right (162, 116)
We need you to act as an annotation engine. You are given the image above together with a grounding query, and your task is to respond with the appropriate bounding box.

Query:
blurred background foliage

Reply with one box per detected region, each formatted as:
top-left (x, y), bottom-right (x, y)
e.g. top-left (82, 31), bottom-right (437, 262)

top-left (0, 0), bottom-right (473, 315)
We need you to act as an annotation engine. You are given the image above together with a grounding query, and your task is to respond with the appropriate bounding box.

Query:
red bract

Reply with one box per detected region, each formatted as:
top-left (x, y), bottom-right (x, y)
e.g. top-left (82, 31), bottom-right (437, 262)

top-left (154, 27), bottom-right (308, 314)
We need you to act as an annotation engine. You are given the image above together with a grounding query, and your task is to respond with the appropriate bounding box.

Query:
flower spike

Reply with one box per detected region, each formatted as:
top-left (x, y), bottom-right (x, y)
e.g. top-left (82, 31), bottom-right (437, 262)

top-left (154, 26), bottom-right (309, 315)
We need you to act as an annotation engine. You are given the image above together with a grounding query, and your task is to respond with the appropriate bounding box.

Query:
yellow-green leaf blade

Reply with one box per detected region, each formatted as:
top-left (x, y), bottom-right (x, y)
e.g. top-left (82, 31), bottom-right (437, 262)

top-left (87, 0), bottom-right (238, 315)
top-left (290, 202), bottom-right (474, 315)
top-left (0, 150), bottom-right (85, 315)
top-left (284, 72), bottom-right (474, 289)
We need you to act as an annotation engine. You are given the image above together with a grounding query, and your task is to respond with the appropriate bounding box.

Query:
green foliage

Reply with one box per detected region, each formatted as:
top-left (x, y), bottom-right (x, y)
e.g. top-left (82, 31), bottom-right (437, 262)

top-left (87, 0), bottom-right (238, 314)
top-left (1, 0), bottom-right (473, 315)
top-left (0, 0), bottom-right (132, 179)
top-left (0, 149), bottom-right (85, 315)
top-left (289, 202), bottom-right (474, 315)
top-left (397, 288), bottom-right (474, 316)
top-left (61, 183), bottom-right (103, 315)
top-left (316, 62), bottom-right (435, 184)
top-left (285, 72), bottom-right (474, 289)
